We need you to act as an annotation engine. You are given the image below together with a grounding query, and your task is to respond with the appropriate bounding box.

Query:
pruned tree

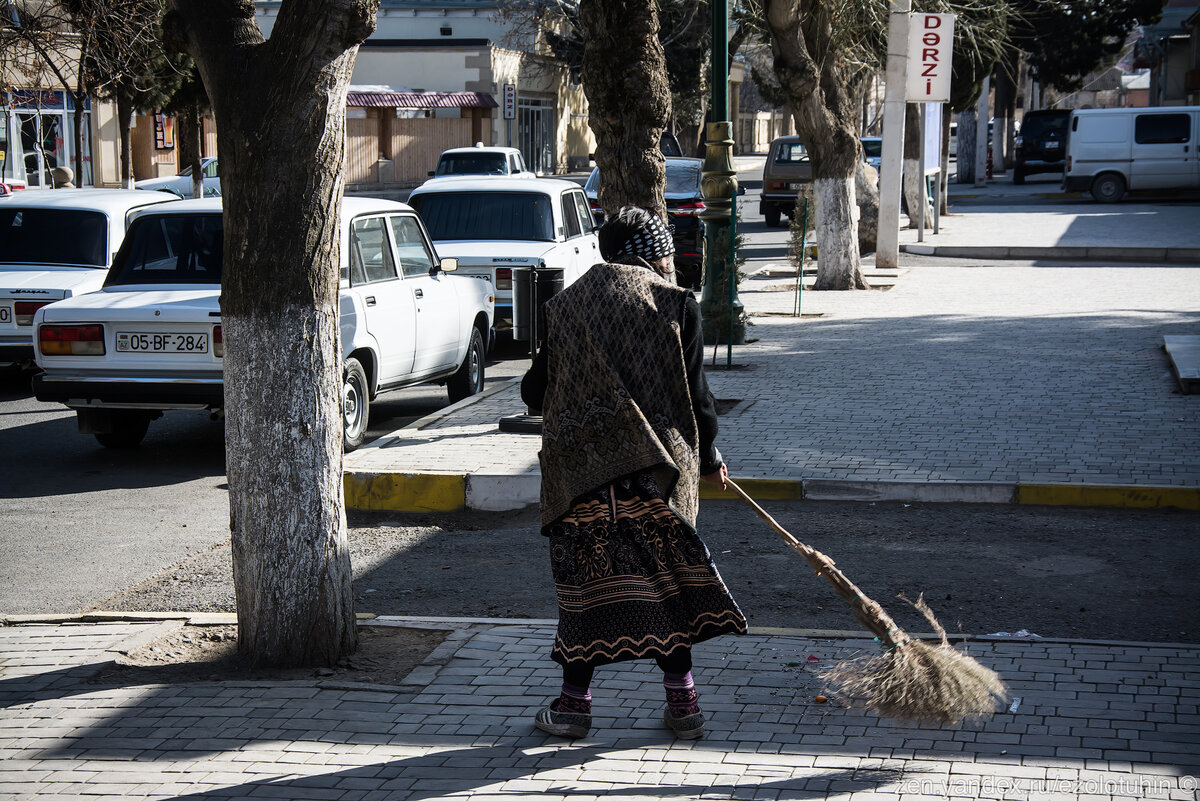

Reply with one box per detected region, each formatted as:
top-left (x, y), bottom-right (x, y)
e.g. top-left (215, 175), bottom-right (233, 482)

top-left (158, 61), bottom-right (211, 198)
top-left (63, 0), bottom-right (189, 188)
top-left (1012, 0), bottom-right (1164, 94)
top-left (163, 0), bottom-right (380, 667)
top-left (578, 0), bottom-right (671, 218)
top-left (499, 0), bottom-right (727, 156)
top-left (762, 0), bottom-right (869, 289)
top-left (1, 1), bottom-right (89, 182)
top-left (2, 0), bottom-right (170, 185)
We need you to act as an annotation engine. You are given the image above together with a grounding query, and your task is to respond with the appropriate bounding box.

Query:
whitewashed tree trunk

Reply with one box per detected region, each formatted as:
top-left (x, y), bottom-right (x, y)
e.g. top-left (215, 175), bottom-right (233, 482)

top-left (812, 177), bottom-right (866, 290)
top-left (855, 159), bottom-right (878, 254)
top-left (902, 103), bottom-right (930, 229)
top-left (167, 0), bottom-right (376, 667)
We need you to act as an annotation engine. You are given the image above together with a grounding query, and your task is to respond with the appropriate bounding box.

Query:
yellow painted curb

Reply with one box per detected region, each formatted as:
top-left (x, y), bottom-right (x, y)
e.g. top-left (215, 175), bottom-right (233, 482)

top-left (700, 478), bottom-right (805, 501)
top-left (343, 472), bottom-right (465, 512)
top-left (1016, 484), bottom-right (1200, 511)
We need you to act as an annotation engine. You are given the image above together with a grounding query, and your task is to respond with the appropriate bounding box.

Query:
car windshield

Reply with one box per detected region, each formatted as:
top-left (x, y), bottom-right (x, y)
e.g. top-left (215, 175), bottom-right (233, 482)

top-left (436, 153), bottom-right (507, 176)
top-left (1021, 114), bottom-right (1068, 139)
top-left (410, 192), bottom-right (554, 242)
top-left (665, 163), bottom-right (701, 195)
top-left (861, 139), bottom-right (882, 158)
top-left (0, 208), bottom-right (107, 267)
top-left (776, 142), bottom-right (809, 163)
top-left (106, 213), bottom-right (224, 285)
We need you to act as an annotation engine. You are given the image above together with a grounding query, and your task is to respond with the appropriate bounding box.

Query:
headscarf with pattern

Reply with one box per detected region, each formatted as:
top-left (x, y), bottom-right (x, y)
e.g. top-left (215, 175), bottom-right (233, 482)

top-left (598, 206), bottom-right (675, 266)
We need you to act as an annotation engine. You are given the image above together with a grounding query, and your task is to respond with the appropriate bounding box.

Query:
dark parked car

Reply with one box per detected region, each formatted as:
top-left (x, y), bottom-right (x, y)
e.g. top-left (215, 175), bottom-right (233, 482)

top-left (759, 135), bottom-right (813, 228)
top-left (1012, 109), bottom-right (1071, 184)
top-left (583, 157), bottom-right (706, 289)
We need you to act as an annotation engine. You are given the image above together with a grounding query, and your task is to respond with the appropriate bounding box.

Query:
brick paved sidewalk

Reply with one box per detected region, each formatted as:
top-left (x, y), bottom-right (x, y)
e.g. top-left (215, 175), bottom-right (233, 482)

top-left (1, 620), bottom-right (1197, 800)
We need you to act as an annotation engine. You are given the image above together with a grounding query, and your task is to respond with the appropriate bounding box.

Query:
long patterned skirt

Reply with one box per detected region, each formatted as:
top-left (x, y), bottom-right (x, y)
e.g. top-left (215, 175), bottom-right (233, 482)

top-left (546, 470), bottom-right (746, 668)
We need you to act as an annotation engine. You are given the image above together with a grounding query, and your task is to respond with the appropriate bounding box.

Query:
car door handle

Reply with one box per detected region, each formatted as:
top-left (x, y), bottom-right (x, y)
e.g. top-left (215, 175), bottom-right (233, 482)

top-left (365, 296), bottom-right (376, 306)
top-left (414, 289), bottom-right (424, 298)
top-left (574, 247), bottom-right (580, 253)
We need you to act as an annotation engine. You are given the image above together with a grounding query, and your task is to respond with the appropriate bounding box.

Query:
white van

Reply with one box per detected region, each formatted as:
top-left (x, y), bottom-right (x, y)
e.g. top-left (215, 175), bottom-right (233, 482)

top-left (1063, 106), bottom-right (1200, 202)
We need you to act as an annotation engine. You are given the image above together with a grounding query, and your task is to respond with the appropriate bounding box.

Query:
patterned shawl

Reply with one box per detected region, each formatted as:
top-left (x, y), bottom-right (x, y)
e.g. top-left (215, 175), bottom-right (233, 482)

top-left (537, 263), bottom-right (700, 528)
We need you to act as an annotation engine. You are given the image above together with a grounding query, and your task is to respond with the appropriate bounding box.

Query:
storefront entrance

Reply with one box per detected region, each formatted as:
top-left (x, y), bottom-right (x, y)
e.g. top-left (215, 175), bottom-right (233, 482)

top-left (518, 98), bottom-right (554, 175)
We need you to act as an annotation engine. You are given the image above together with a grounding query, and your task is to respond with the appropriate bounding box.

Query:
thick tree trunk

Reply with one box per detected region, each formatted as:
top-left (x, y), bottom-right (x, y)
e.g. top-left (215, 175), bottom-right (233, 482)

top-left (579, 0), bottom-right (670, 218)
top-left (167, 0), bottom-right (377, 667)
top-left (812, 177), bottom-right (862, 289)
top-left (903, 103), bottom-right (930, 229)
top-left (855, 159), bottom-right (878, 254)
top-left (957, 108), bottom-right (976, 184)
top-left (116, 94), bottom-right (133, 188)
top-left (175, 105), bottom-right (203, 198)
top-left (764, 0), bottom-right (867, 290)
top-left (993, 67), bottom-right (1016, 173)
top-left (940, 105), bottom-right (951, 215)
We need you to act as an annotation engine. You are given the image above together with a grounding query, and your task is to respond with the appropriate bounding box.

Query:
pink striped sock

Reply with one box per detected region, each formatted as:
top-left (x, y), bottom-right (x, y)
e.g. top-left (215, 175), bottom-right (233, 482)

top-left (557, 681), bottom-right (592, 714)
top-left (663, 671), bottom-right (701, 717)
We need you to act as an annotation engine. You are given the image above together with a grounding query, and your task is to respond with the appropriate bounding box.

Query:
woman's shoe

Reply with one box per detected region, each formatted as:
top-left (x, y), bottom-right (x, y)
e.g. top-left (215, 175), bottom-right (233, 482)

top-left (663, 708), bottom-right (705, 739)
top-left (534, 700), bottom-right (591, 738)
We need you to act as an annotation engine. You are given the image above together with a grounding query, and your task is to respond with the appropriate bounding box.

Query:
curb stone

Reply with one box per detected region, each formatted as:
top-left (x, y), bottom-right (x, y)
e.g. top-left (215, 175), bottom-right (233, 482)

top-left (341, 473), bottom-right (1200, 513)
top-left (5, 612), bottom-right (1197, 650)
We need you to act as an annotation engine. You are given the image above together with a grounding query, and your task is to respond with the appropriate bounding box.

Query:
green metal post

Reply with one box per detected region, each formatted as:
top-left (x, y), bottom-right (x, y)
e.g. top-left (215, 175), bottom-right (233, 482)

top-left (699, 0), bottom-right (743, 346)
top-left (727, 188), bottom-right (736, 367)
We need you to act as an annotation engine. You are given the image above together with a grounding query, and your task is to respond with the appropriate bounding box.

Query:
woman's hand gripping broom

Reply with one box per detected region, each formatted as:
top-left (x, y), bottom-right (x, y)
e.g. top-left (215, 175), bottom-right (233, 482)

top-left (726, 478), bottom-right (1007, 725)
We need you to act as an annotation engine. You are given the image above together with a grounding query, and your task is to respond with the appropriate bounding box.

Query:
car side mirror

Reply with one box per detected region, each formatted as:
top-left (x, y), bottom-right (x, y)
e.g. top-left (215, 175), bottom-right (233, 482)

top-left (427, 170), bottom-right (435, 177)
top-left (738, 185), bottom-right (747, 195)
top-left (438, 257), bottom-right (458, 273)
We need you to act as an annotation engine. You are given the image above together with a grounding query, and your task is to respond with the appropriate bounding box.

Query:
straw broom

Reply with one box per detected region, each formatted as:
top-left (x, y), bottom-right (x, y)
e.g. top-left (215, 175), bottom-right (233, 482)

top-left (726, 479), bottom-right (1007, 725)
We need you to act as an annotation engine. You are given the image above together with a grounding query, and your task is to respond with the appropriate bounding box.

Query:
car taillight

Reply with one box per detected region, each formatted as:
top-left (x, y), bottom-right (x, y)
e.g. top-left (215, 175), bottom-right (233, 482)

top-left (673, 200), bottom-right (705, 216)
top-left (213, 324), bottom-right (223, 358)
top-left (39, 324), bottom-right (105, 356)
top-left (769, 181), bottom-right (787, 191)
top-left (495, 267), bottom-right (513, 290)
top-left (15, 301), bottom-right (51, 326)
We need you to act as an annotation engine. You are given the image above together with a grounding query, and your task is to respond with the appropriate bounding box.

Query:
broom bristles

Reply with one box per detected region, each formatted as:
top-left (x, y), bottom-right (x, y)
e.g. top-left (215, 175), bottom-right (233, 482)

top-left (822, 639), bottom-right (1008, 725)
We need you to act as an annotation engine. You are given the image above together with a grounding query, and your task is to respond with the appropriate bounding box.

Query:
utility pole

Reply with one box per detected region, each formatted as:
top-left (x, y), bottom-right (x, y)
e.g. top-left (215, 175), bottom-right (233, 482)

top-left (875, 0), bottom-right (911, 270)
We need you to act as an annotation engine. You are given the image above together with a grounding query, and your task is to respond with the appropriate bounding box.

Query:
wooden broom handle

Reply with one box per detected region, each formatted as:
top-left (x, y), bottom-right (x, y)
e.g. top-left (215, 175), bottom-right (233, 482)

top-left (726, 479), bottom-right (813, 555)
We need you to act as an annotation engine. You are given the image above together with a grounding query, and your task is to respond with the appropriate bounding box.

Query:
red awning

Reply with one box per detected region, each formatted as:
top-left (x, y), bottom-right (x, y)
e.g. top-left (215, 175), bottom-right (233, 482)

top-left (347, 90), bottom-right (498, 109)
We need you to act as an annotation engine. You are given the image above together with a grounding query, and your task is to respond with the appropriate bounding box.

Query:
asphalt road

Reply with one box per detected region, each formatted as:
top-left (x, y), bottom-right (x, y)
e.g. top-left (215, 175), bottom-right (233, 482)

top-left (0, 344), bottom-right (528, 616)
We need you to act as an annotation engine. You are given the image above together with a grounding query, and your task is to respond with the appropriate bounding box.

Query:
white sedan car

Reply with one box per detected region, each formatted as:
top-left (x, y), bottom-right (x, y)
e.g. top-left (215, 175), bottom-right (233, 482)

top-left (407, 176), bottom-right (600, 339)
top-left (0, 189), bottom-right (177, 366)
top-left (32, 197), bottom-right (494, 450)
top-left (134, 157), bottom-right (221, 198)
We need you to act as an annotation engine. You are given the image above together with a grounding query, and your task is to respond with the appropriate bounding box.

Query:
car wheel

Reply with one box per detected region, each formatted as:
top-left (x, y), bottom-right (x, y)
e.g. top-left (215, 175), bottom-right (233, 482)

top-left (93, 410), bottom-right (152, 449)
top-left (764, 207), bottom-right (781, 228)
top-left (448, 329), bottom-right (485, 403)
top-left (342, 357), bottom-right (370, 452)
top-left (1012, 167), bottom-right (1025, 185)
top-left (1091, 173), bottom-right (1125, 203)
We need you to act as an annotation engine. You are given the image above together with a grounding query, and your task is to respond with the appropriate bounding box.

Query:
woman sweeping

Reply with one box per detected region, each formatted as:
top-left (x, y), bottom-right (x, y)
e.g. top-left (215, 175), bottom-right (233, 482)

top-left (521, 206), bottom-right (746, 740)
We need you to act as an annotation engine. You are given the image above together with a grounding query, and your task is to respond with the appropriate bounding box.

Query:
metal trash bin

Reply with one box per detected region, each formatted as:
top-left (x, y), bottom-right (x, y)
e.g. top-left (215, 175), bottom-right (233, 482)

top-left (512, 266), bottom-right (564, 343)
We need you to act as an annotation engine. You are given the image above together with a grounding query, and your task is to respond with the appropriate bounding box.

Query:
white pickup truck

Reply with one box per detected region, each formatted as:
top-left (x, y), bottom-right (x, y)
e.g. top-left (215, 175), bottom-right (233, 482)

top-left (407, 176), bottom-right (600, 338)
top-left (32, 197), bottom-right (493, 450)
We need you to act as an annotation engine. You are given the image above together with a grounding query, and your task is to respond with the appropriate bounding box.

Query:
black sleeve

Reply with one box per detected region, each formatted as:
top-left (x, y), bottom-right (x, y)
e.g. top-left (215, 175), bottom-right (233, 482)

top-left (682, 295), bottom-right (724, 474)
top-left (521, 344), bottom-right (549, 412)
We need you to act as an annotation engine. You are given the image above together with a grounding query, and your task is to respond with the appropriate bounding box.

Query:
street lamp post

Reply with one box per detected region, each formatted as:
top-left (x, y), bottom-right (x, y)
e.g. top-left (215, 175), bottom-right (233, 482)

top-left (699, 0), bottom-right (744, 345)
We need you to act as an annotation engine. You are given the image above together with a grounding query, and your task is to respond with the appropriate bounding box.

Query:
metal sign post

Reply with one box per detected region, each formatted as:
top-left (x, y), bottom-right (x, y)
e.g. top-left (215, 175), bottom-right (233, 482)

top-left (504, 84), bottom-right (516, 148)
